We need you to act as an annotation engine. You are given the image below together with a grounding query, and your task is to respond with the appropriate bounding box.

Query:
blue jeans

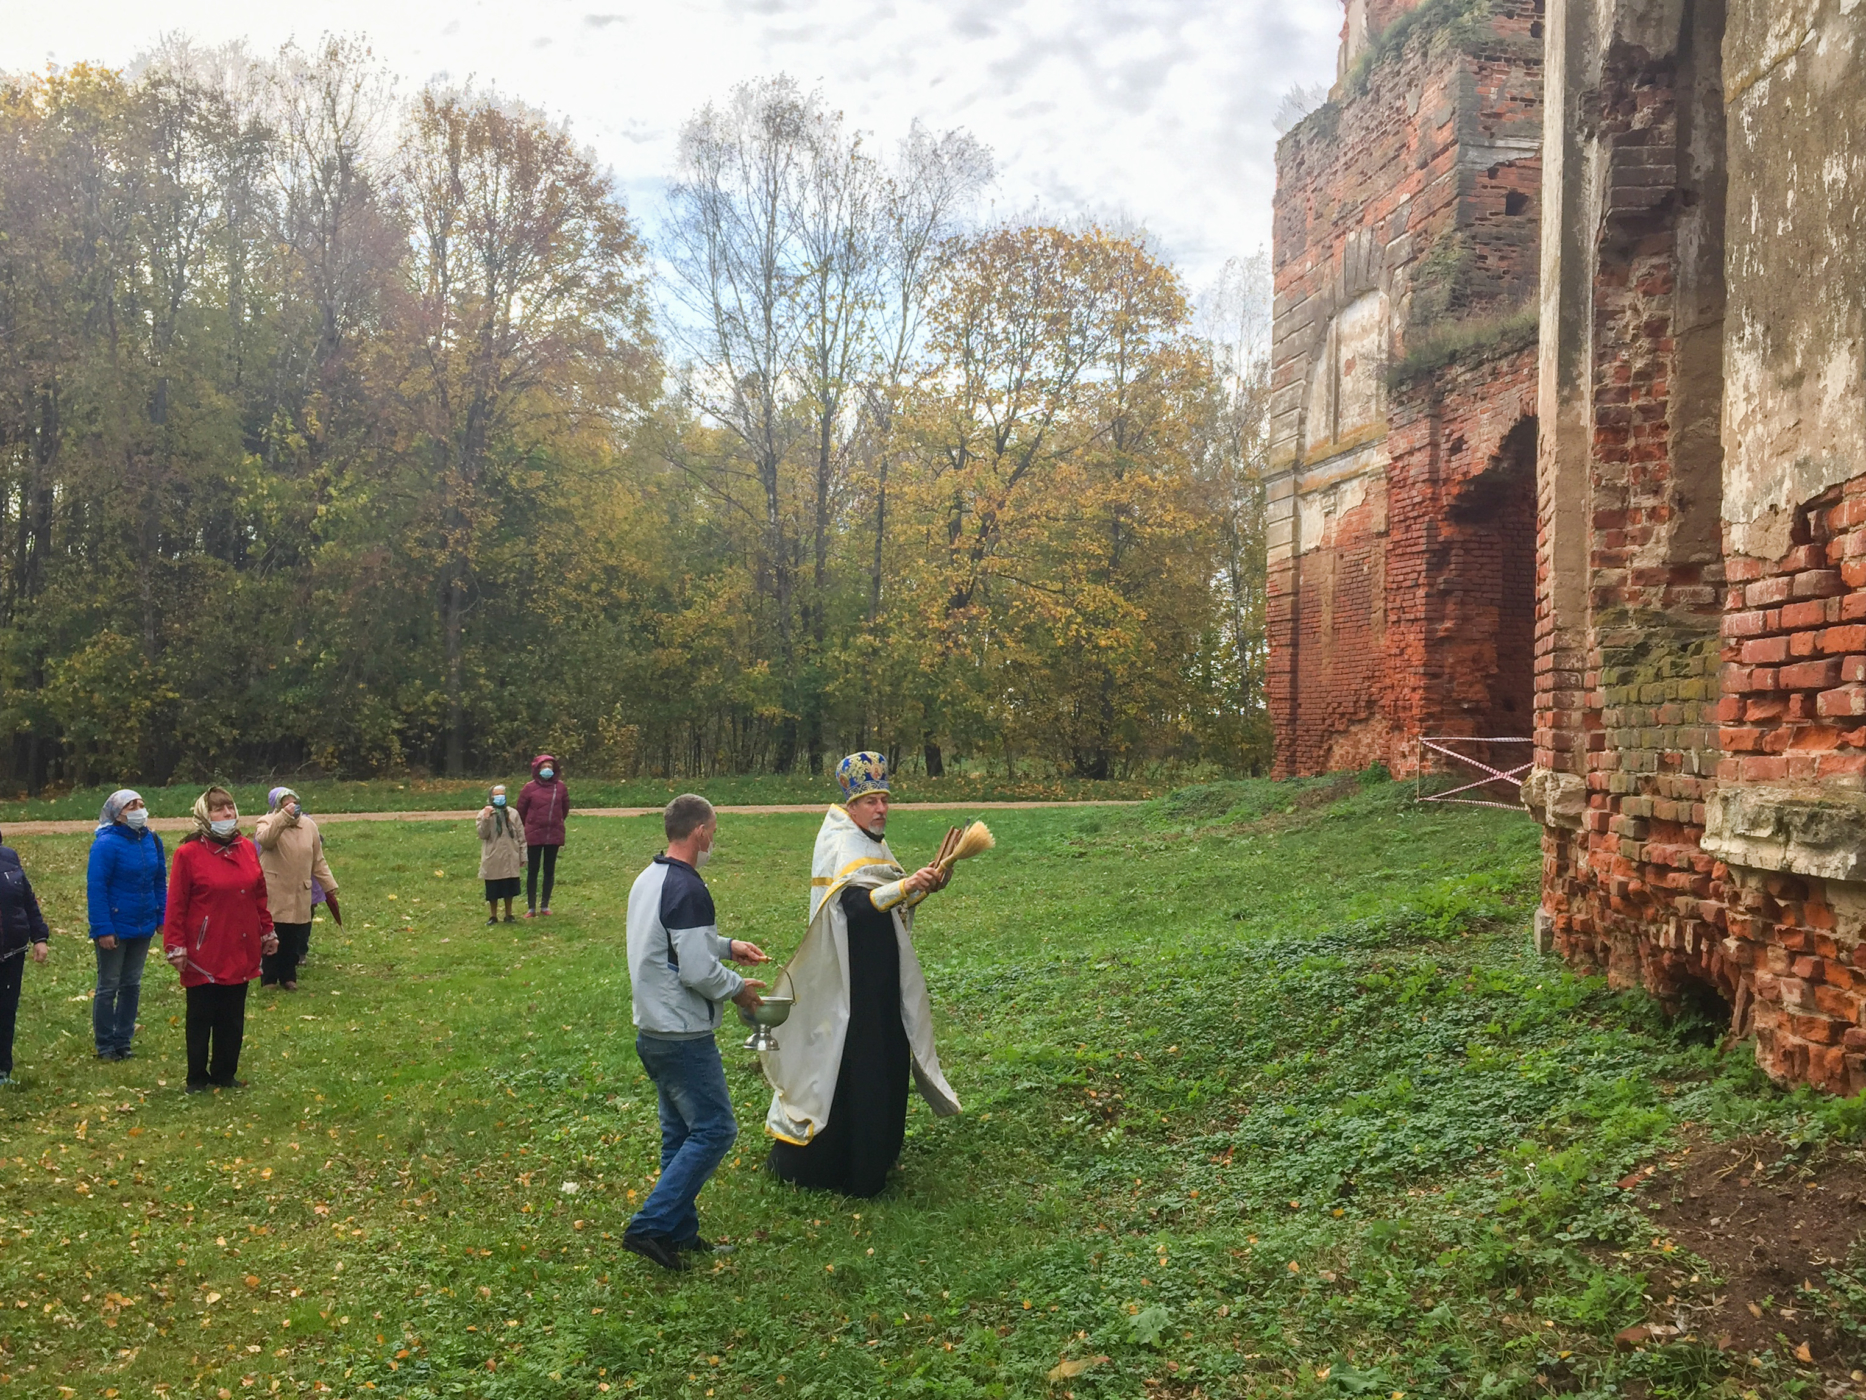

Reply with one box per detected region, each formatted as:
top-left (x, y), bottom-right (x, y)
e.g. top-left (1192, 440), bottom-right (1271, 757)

top-left (93, 936), bottom-right (152, 1056)
top-left (628, 1033), bottom-right (738, 1243)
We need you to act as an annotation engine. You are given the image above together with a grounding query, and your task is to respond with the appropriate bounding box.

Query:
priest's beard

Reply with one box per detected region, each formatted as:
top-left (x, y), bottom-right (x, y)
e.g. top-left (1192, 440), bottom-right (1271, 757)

top-left (859, 820), bottom-right (885, 841)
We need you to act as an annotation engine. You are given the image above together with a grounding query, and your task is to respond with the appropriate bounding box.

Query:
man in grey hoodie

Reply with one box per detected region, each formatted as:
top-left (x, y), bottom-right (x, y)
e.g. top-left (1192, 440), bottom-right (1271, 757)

top-left (623, 794), bottom-right (767, 1271)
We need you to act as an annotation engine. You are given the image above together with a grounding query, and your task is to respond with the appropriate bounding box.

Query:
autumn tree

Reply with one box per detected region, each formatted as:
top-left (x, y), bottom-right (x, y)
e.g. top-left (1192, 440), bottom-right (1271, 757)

top-left (397, 86), bottom-right (653, 774)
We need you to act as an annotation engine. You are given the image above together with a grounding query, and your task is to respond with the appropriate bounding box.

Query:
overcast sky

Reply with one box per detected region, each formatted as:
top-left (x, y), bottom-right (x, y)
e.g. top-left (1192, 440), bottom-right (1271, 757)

top-left (6, 0), bottom-right (1341, 291)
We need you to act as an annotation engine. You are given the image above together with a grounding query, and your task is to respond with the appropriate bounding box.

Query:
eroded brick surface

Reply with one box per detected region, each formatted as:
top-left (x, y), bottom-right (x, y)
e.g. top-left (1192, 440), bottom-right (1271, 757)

top-left (1534, 0), bottom-right (1866, 1093)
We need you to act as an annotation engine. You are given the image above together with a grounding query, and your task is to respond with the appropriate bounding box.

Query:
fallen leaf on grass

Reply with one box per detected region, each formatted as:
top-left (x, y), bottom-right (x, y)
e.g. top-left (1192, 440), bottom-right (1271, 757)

top-left (1794, 1342), bottom-right (1814, 1363)
top-left (1047, 1357), bottom-right (1108, 1382)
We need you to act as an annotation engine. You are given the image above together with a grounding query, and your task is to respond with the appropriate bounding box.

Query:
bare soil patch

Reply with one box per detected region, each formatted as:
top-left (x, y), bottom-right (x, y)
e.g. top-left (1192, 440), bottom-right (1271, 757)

top-left (1628, 1134), bottom-right (1866, 1371)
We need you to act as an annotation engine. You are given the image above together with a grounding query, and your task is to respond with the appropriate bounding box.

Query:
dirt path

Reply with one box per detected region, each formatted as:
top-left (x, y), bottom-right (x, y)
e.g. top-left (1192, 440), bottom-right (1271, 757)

top-left (0, 799), bottom-right (1141, 838)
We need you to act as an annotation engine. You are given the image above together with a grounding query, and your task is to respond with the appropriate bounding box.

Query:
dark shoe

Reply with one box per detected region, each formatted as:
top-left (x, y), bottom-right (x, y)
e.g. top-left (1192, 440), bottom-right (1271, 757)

top-left (184, 1081), bottom-right (211, 1094)
top-left (281, 981), bottom-right (298, 992)
top-left (675, 1236), bottom-right (737, 1256)
top-left (260, 980), bottom-right (279, 989)
top-left (622, 1233), bottom-right (688, 1272)
top-left (487, 916), bottom-right (499, 926)
top-left (211, 1078), bottom-right (249, 1091)
top-left (503, 914), bottom-right (517, 923)
top-left (115, 1048), bottom-right (135, 1061)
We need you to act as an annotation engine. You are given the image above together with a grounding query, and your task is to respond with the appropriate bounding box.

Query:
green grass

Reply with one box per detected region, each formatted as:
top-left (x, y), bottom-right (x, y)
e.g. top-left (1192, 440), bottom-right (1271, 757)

top-left (1, 774), bottom-right (1859, 1398)
top-left (0, 773), bottom-right (1166, 824)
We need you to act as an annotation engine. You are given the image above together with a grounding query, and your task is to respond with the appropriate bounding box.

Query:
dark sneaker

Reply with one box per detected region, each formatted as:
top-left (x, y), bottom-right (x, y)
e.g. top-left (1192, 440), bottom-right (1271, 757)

top-left (503, 914), bottom-right (517, 923)
top-left (184, 1081), bottom-right (211, 1094)
top-left (675, 1237), bottom-right (737, 1256)
top-left (622, 1233), bottom-right (688, 1272)
top-left (116, 1048), bottom-right (135, 1061)
top-left (211, 1078), bottom-right (249, 1091)
top-left (487, 916), bottom-right (499, 926)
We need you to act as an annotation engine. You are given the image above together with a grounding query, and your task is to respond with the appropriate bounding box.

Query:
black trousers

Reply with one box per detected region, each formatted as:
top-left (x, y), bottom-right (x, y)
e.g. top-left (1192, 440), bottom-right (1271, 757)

top-left (186, 981), bottom-right (248, 1086)
top-left (0, 952), bottom-right (22, 1077)
top-left (261, 922), bottom-right (311, 985)
top-left (526, 843), bottom-right (560, 911)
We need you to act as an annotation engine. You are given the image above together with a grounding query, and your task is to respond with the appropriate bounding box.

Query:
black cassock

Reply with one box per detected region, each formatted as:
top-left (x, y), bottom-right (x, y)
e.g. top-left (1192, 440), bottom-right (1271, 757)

top-left (767, 884), bottom-right (911, 1197)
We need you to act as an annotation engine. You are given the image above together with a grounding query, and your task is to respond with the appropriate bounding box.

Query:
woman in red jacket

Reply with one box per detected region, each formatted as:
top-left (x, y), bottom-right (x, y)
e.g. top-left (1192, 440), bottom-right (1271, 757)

top-left (163, 787), bottom-right (277, 1091)
top-left (516, 753), bottom-right (570, 917)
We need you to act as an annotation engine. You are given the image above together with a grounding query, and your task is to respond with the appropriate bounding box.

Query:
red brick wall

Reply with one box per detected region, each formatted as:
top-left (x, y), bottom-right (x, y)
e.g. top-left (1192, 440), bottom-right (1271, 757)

top-left (1288, 499), bottom-right (1394, 773)
top-left (1391, 351), bottom-right (1540, 744)
top-left (1713, 479), bottom-right (1866, 1091)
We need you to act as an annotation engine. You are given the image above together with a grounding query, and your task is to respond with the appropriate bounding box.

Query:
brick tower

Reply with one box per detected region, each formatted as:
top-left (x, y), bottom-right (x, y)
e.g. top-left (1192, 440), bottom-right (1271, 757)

top-left (1266, 0), bottom-right (1545, 778)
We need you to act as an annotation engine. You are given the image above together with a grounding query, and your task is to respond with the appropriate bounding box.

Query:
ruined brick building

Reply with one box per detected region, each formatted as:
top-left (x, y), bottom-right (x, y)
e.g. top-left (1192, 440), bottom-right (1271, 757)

top-left (1267, 0), bottom-right (1546, 778)
top-left (1272, 0), bottom-right (1866, 1092)
top-left (1530, 0), bottom-right (1866, 1093)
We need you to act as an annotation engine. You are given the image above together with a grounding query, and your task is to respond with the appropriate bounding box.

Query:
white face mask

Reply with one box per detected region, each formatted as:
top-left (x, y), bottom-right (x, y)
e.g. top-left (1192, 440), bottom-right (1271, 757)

top-left (123, 808), bottom-right (148, 829)
top-left (694, 841), bottom-right (714, 869)
top-left (209, 817), bottom-right (238, 837)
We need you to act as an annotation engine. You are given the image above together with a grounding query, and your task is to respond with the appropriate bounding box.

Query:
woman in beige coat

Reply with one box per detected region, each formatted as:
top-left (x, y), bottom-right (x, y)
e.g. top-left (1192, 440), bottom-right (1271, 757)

top-left (477, 784), bottom-right (527, 924)
top-left (255, 787), bottom-right (341, 991)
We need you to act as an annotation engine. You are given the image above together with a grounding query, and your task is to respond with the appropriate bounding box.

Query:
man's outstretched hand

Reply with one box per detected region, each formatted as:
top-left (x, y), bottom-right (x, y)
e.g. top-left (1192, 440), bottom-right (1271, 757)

top-left (731, 979), bottom-right (768, 1013)
top-left (728, 940), bottom-right (769, 964)
top-left (903, 864), bottom-right (950, 896)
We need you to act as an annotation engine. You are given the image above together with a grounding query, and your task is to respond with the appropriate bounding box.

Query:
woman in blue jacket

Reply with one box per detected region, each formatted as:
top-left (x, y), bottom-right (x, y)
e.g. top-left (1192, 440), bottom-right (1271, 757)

top-left (86, 789), bottom-right (167, 1060)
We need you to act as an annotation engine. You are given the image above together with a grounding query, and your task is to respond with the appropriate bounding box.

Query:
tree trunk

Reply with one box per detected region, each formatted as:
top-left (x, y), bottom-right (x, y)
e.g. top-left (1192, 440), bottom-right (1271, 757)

top-left (444, 560), bottom-right (467, 776)
top-left (923, 736), bottom-right (945, 778)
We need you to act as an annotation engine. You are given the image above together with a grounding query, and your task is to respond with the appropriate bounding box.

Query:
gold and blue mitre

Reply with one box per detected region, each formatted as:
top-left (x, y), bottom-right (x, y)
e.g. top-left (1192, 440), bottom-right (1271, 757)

top-left (836, 751), bottom-right (890, 800)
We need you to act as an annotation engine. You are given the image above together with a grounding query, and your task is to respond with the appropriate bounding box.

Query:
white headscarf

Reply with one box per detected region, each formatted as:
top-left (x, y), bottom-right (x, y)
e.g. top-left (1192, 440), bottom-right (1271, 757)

top-left (97, 789), bottom-right (143, 833)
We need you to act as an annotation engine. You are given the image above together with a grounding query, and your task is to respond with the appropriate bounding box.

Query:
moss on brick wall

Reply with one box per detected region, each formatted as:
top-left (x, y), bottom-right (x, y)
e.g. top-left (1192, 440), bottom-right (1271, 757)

top-left (1387, 304), bottom-right (1537, 389)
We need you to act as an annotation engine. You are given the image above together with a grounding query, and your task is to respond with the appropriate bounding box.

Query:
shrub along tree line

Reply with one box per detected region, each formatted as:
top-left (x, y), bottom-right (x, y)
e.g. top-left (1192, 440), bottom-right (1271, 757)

top-left (0, 42), bottom-right (1272, 790)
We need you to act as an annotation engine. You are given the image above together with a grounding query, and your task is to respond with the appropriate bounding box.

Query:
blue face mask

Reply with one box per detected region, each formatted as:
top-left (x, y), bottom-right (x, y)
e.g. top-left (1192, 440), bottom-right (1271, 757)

top-left (209, 818), bottom-right (238, 837)
top-left (539, 768), bottom-right (554, 780)
top-left (493, 794), bottom-right (507, 807)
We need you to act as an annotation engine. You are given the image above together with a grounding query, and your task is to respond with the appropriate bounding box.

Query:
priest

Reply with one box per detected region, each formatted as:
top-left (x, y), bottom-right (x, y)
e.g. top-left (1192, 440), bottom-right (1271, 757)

top-left (762, 752), bottom-right (961, 1196)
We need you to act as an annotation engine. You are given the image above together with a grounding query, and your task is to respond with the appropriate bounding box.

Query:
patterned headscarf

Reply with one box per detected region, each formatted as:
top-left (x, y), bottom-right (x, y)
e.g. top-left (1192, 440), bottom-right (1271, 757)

top-left (190, 786), bottom-right (239, 843)
top-left (836, 751), bottom-right (890, 801)
top-left (268, 787), bottom-right (298, 812)
top-left (488, 784), bottom-right (511, 837)
top-left (97, 789), bottom-right (143, 833)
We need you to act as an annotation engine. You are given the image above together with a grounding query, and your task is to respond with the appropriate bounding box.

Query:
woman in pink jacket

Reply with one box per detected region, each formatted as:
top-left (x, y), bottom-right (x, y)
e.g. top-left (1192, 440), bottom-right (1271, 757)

top-left (515, 754), bottom-right (570, 917)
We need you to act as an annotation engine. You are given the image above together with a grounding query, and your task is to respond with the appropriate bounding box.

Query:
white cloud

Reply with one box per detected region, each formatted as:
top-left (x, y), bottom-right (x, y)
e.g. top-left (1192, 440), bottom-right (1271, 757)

top-left (10, 0), bottom-right (1340, 284)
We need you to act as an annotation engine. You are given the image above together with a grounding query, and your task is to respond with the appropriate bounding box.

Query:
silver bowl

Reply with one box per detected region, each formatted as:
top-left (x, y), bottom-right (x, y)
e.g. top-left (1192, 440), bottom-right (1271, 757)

top-left (738, 995), bottom-right (794, 1052)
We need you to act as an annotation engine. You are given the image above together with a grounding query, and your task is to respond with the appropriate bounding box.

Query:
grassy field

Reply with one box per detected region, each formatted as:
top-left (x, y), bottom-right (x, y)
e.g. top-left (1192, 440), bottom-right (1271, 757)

top-left (2, 774), bottom-right (1862, 1399)
top-left (0, 773), bottom-right (1170, 824)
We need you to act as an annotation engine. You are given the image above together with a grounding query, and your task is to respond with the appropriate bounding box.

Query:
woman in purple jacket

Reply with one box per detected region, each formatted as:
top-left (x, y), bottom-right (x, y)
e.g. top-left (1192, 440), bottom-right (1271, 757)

top-left (516, 754), bottom-right (570, 917)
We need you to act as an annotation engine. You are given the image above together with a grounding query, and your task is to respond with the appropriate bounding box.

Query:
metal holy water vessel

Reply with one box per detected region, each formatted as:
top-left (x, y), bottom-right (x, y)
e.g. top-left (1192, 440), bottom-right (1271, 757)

top-left (738, 996), bottom-right (794, 1052)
